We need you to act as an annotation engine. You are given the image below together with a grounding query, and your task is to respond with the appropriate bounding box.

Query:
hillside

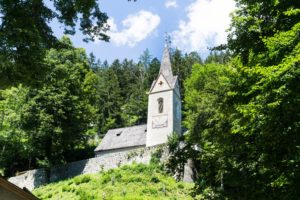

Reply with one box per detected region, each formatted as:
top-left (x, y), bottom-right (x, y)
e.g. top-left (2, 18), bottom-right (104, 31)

top-left (33, 163), bottom-right (194, 200)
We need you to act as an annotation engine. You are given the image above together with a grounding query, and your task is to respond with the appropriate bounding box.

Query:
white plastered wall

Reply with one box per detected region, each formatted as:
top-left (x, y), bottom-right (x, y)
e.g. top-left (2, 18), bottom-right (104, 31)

top-left (151, 74), bottom-right (171, 93)
top-left (146, 89), bottom-right (174, 147)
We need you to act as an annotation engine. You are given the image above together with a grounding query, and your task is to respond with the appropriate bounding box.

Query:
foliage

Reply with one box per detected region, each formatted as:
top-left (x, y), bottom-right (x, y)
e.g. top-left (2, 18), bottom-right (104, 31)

top-left (171, 49), bottom-right (202, 99)
top-left (0, 85), bottom-right (31, 174)
top-left (0, 37), bottom-right (97, 175)
top-left (205, 51), bottom-right (231, 65)
top-left (182, 1), bottom-right (300, 199)
top-left (93, 58), bottom-right (150, 134)
top-left (91, 48), bottom-right (201, 135)
top-left (94, 67), bottom-right (123, 134)
top-left (150, 146), bottom-right (164, 165)
top-left (139, 48), bottom-right (152, 71)
top-left (33, 163), bottom-right (194, 200)
top-left (0, 40), bottom-right (200, 176)
top-left (227, 0), bottom-right (300, 65)
top-left (165, 133), bottom-right (186, 180)
top-left (222, 33), bottom-right (300, 199)
top-left (183, 63), bottom-right (233, 197)
top-left (0, 0), bottom-right (109, 86)
top-left (144, 58), bottom-right (160, 89)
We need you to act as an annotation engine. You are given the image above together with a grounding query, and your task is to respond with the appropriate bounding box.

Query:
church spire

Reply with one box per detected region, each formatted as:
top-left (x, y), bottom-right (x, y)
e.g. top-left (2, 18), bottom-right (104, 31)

top-left (159, 33), bottom-right (173, 84)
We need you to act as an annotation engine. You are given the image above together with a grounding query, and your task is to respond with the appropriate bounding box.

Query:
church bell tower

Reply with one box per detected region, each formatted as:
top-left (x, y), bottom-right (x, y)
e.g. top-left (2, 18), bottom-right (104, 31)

top-left (146, 44), bottom-right (181, 147)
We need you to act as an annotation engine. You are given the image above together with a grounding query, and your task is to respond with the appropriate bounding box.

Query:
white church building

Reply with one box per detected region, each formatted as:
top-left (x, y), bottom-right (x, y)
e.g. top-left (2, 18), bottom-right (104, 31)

top-left (94, 45), bottom-right (182, 156)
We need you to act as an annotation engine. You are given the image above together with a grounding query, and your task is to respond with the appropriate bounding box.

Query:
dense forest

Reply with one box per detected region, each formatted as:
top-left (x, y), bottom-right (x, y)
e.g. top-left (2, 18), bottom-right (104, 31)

top-left (0, 0), bottom-right (299, 199)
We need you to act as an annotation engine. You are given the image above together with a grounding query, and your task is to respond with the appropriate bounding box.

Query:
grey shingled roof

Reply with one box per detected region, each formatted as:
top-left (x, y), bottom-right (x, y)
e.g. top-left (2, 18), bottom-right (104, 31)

top-left (94, 124), bottom-right (147, 152)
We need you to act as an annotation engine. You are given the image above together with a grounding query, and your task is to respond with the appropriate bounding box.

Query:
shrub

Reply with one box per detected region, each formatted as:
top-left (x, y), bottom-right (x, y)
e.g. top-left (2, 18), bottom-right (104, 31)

top-left (62, 185), bottom-right (70, 192)
top-left (74, 175), bottom-right (91, 185)
top-left (150, 146), bottom-right (163, 165)
top-left (142, 187), bottom-right (158, 195)
top-left (101, 174), bottom-right (111, 184)
top-left (150, 176), bottom-right (160, 183)
top-left (177, 183), bottom-right (184, 189)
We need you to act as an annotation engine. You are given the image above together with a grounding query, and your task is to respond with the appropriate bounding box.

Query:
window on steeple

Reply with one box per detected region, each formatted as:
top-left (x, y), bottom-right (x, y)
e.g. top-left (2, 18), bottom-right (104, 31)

top-left (158, 98), bottom-right (163, 113)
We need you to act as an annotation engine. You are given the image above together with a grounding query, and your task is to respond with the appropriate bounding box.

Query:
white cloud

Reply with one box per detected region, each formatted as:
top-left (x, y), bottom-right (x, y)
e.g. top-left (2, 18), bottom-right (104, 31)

top-left (106, 10), bottom-right (160, 47)
top-left (165, 0), bottom-right (178, 8)
top-left (171, 0), bottom-right (235, 54)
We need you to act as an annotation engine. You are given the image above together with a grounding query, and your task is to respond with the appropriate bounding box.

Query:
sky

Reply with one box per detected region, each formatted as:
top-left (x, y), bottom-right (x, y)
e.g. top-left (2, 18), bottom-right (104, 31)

top-left (50, 0), bottom-right (236, 63)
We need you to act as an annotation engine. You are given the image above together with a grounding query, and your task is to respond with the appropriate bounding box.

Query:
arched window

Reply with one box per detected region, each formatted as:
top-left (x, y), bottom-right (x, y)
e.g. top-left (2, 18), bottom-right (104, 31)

top-left (158, 98), bottom-right (163, 113)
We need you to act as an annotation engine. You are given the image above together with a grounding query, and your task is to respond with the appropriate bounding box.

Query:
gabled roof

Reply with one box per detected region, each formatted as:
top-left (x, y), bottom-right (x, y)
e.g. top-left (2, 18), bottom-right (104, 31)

top-left (94, 124), bottom-right (147, 152)
top-left (149, 74), bottom-right (178, 93)
top-left (0, 177), bottom-right (39, 200)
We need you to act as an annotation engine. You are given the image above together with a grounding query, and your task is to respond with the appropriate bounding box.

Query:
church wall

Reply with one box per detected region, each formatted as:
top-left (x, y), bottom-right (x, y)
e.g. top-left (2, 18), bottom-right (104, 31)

top-left (146, 90), bottom-right (174, 147)
top-left (8, 145), bottom-right (168, 191)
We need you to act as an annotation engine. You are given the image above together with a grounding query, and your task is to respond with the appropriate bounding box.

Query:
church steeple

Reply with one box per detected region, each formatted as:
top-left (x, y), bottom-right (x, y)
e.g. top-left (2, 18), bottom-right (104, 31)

top-left (159, 35), bottom-right (173, 85)
top-left (146, 38), bottom-right (181, 147)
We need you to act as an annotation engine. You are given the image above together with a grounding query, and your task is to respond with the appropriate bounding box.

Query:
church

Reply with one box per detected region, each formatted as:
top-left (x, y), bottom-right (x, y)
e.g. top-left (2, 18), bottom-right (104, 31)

top-left (94, 44), bottom-right (182, 156)
top-left (8, 44), bottom-right (189, 190)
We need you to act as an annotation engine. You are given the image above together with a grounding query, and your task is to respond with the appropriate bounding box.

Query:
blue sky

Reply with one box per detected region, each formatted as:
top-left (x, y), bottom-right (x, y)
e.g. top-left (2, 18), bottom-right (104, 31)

top-left (50, 0), bottom-right (236, 63)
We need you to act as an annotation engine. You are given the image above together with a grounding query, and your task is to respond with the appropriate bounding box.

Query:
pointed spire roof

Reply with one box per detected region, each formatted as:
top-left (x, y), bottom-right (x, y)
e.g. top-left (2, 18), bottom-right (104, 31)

top-left (159, 45), bottom-right (174, 85)
top-left (149, 39), bottom-right (179, 93)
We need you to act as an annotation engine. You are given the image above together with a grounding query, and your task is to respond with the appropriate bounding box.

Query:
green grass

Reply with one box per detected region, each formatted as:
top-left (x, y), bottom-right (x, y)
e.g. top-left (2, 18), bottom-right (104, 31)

top-left (33, 163), bottom-right (194, 200)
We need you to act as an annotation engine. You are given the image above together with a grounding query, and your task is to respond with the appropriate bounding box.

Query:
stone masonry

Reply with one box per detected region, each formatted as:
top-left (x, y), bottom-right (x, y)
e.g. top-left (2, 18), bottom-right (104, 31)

top-left (8, 145), bottom-right (168, 191)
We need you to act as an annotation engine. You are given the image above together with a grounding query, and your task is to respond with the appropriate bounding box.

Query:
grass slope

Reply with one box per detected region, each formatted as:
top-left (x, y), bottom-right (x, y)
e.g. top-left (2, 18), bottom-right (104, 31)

top-left (33, 163), bottom-right (194, 200)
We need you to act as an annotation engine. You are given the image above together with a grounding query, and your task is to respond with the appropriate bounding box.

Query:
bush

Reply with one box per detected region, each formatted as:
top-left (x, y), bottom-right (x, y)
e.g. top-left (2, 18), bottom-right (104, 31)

top-left (62, 185), bottom-right (70, 192)
top-left (74, 175), bottom-right (91, 185)
top-left (150, 176), bottom-right (160, 183)
top-left (142, 187), bottom-right (158, 195)
top-left (150, 146), bottom-right (163, 165)
top-left (101, 174), bottom-right (111, 184)
top-left (177, 183), bottom-right (184, 189)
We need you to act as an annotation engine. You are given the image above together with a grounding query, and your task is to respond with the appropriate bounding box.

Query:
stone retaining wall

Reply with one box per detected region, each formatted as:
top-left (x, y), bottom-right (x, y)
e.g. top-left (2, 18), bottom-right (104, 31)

top-left (8, 145), bottom-right (167, 191)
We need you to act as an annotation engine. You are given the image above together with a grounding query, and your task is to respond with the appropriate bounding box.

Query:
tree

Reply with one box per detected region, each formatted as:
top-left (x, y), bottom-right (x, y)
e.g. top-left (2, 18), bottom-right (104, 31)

top-left (227, 0), bottom-right (300, 65)
top-left (88, 53), bottom-right (102, 71)
top-left (170, 49), bottom-right (203, 124)
top-left (94, 67), bottom-right (123, 135)
top-left (121, 86), bottom-right (147, 126)
top-left (183, 63), bottom-right (233, 197)
top-left (0, 37), bottom-right (98, 175)
top-left (139, 48), bottom-right (152, 71)
top-left (144, 58), bottom-right (160, 88)
top-left (205, 51), bottom-right (230, 64)
top-left (182, 1), bottom-right (300, 199)
top-left (0, 0), bottom-right (109, 86)
top-left (93, 56), bottom-right (157, 133)
top-left (0, 85), bottom-right (31, 176)
top-left (222, 25), bottom-right (300, 199)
